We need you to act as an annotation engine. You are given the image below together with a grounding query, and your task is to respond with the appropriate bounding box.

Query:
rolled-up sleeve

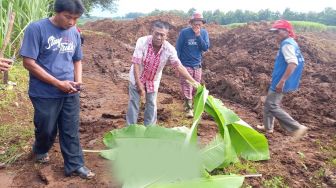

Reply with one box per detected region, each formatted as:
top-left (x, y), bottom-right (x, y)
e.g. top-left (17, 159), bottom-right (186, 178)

top-left (282, 44), bottom-right (298, 65)
top-left (168, 46), bottom-right (182, 68)
top-left (132, 38), bottom-right (145, 64)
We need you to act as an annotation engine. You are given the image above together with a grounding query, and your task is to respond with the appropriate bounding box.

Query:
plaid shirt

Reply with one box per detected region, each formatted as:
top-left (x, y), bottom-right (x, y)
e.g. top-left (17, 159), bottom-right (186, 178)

top-left (129, 36), bottom-right (181, 93)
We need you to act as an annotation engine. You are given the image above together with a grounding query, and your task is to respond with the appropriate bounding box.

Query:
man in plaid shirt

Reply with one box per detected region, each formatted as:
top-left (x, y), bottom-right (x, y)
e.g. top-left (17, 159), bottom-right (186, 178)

top-left (176, 12), bottom-right (210, 118)
top-left (126, 21), bottom-right (199, 126)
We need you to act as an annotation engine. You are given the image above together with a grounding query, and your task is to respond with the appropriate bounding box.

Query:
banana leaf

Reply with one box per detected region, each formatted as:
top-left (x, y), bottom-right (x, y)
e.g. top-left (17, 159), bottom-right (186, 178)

top-left (100, 149), bottom-right (117, 161)
top-left (201, 134), bottom-right (225, 172)
top-left (102, 125), bottom-right (202, 188)
top-left (184, 85), bottom-right (208, 144)
top-left (196, 86), bottom-right (270, 166)
top-left (228, 120), bottom-right (270, 161)
top-left (103, 125), bottom-right (147, 148)
top-left (148, 175), bottom-right (244, 188)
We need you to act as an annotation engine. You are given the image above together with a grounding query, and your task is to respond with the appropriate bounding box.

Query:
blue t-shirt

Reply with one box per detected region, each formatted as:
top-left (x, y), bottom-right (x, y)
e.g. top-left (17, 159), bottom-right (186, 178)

top-left (270, 38), bottom-right (304, 93)
top-left (20, 18), bottom-right (82, 98)
top-left (176, 27), bottom-right (210, 68)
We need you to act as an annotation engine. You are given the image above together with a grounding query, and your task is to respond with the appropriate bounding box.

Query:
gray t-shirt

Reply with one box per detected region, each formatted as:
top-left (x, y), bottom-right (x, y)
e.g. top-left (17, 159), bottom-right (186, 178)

top-left (20, 18), bottom-right (82, 98)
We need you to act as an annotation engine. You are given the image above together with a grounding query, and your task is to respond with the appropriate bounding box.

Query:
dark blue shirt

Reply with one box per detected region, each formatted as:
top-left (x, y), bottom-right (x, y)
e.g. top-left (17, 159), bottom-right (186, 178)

top-left (176, 27), bottom-right (210, 68)
top-left (20, 18), bottom-right (82, 98)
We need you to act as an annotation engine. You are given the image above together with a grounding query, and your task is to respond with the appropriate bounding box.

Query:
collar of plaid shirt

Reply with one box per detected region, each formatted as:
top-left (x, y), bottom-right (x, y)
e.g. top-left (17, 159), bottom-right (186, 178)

top-left (140, 40), bottom-right (163, 93)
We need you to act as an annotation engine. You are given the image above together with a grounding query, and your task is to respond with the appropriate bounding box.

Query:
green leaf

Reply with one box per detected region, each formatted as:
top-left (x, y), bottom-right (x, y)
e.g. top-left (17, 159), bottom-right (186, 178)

top-left (201, 134), bottom-right (225, 171)
top-left (100, 149), bottom-right (117, 160)
top-left (147, 175), bottom-right (244, 188)
top-left (171, 126), bottom-right (190, 134)
top-left (193, 85), bottom-right (208, 120)
top-left (144, 126), bottom-right (187, 141)
top-left (185, 85), bottom-right (208, 144)
top-left (203, 93), bottom-right (269, 164)
top-left (203, 95), bottom-right (240, 166)
top-left (229, 120), bottom-right (270, 161)
top-left (205, 96), bottom-right (240, 127)
top-left (221, 125), bottom-right (239, 166)
top-left (102, 125), bottom-right (202, 188)
top-left (103, 125), bottom-right (147, 148)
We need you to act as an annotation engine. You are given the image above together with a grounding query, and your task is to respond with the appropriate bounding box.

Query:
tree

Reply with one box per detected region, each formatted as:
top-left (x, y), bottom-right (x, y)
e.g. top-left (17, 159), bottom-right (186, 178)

top-left (122, 7), bottom-right (336, 26)
top-left (282, 8), bottom-right (299, 20)
top-left (187, 7), bottom-right (196, 16)
top-left (81, 0), bottom-right (118, 14)
top-left (124, 12), bottom-right (145, 19)
top-left (319, 7), bottom-right (336, 25)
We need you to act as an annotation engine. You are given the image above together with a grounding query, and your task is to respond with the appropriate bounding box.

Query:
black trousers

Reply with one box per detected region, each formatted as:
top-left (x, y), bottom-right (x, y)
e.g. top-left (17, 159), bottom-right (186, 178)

top-left (30, 95), bottom-right (84, 175)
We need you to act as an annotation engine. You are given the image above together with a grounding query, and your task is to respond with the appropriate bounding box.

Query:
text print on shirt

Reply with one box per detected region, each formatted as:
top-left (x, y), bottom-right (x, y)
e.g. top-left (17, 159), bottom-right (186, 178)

top-left (188, 38), bottom-right (197, 46)
top-left (46, 36), bottom-right (75, 53)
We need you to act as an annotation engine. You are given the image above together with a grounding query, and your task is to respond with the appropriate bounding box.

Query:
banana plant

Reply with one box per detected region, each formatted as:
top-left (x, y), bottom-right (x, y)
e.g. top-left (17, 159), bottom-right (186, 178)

top-left (96, 84), bottom-right (269, 187)
top-left (195, 85), bottom-right (270, 170)
top-left (101, 125), bottom-right (244, 188)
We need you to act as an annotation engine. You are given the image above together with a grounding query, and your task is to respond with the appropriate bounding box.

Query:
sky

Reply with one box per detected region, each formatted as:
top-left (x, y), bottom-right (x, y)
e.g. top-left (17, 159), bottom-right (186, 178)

top-left (90, 0), bottom-right (336, 17)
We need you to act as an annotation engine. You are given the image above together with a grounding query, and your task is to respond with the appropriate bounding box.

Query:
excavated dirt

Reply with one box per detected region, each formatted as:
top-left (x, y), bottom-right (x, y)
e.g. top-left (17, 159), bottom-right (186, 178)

top-left (3, 14), bottom-right (335, 187)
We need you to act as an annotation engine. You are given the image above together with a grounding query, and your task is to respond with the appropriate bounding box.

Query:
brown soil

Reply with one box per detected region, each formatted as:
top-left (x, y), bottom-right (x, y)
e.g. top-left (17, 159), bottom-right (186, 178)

top-left (1, 14), bottom-right (335, 187)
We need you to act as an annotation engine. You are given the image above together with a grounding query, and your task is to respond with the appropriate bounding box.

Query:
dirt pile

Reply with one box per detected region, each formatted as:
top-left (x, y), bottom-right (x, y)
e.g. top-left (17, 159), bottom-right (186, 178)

top-left (85, 16), bottom-right (336, 127)
top-left (202, 22), bottom-right (336, 126)
top-left (84, 14), bottom-right (226, 46)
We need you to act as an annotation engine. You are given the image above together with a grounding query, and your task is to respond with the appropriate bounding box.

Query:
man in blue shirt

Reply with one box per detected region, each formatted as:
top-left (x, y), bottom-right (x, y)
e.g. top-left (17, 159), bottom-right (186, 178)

top-left (20, 0), bottom-right (94, 179)
top-left (176, 12), bottom-right (210, 118)
top-left (257, 20), bottom-right (308, 139)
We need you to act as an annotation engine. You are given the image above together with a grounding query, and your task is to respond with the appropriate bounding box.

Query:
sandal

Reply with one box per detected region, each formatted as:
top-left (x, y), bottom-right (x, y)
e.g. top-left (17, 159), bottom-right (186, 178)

top-left (256, 125), bottom-right (274, 133)
top-left (72, 166), bottom-right (95, 179)
top-left (35, 153), bottom-right (50, 163)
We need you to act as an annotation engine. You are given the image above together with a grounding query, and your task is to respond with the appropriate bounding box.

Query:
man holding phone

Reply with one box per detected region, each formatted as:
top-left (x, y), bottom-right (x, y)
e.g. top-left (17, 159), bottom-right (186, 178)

top-left (20, 0), bottom-right (94, 179)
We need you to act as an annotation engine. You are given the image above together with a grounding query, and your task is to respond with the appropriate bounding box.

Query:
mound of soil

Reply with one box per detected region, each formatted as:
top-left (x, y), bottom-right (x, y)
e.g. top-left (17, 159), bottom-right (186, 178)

top-left (84, 14), bottom-right (227, 46)
top-left (202, 22), bottom-right (336, 127)
top-left (84, 16), bottom-right (336, 127)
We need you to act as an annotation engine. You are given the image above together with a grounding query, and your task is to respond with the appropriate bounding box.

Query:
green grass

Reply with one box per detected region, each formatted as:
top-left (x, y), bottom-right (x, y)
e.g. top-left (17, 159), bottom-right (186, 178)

top-left (0, 62), bottom-right (29, 108)
top-left (263, 176), bottom-right (290, 188)
top-left (223, 21), bottom-right (336, 33)
top-left (291, 21), bottom-right (328, 32)
top-left (164, 102), bottom-right (193, 127)
top-left (224, 23), bottom-right (247, 29)
top-left (291, 21), bottom-right (336, 32)
top-left (327, 25), bottom-right (336, 32)
top-left (210, 160), bottom-right (259, 176)
top-left (0, 123), bottom-right (33, 164)
top-left (0, 63), bottom-right (33, 165)
top-left (224, 160), bottom-right (259, 174)
top-left (1, 0), bottom-right (53, 57)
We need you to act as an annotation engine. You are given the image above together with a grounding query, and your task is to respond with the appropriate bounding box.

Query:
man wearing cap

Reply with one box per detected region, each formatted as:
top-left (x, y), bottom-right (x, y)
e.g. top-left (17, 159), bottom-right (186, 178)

top-left (176, 12), bottom-right (210, 118)
top-left (257, 20), bottom-right (308, 139)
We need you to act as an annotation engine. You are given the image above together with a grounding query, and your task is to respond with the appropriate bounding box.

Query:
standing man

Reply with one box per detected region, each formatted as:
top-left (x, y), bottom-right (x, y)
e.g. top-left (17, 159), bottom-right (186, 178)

top-left (257, 20), bottom-right (308, 139)
top-left (126, 21), bottom-right (200, 126)
top-left (20, 0), bottom-right (95, 179)
top-left (0, 58), bottom-right (13, 72)
top-left (176, 12), bottom-right (210, 118)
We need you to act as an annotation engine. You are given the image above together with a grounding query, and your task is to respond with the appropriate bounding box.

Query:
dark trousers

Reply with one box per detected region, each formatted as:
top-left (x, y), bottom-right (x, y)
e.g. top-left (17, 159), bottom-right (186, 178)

top-left (30, 95), bottom-right (84, 175)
